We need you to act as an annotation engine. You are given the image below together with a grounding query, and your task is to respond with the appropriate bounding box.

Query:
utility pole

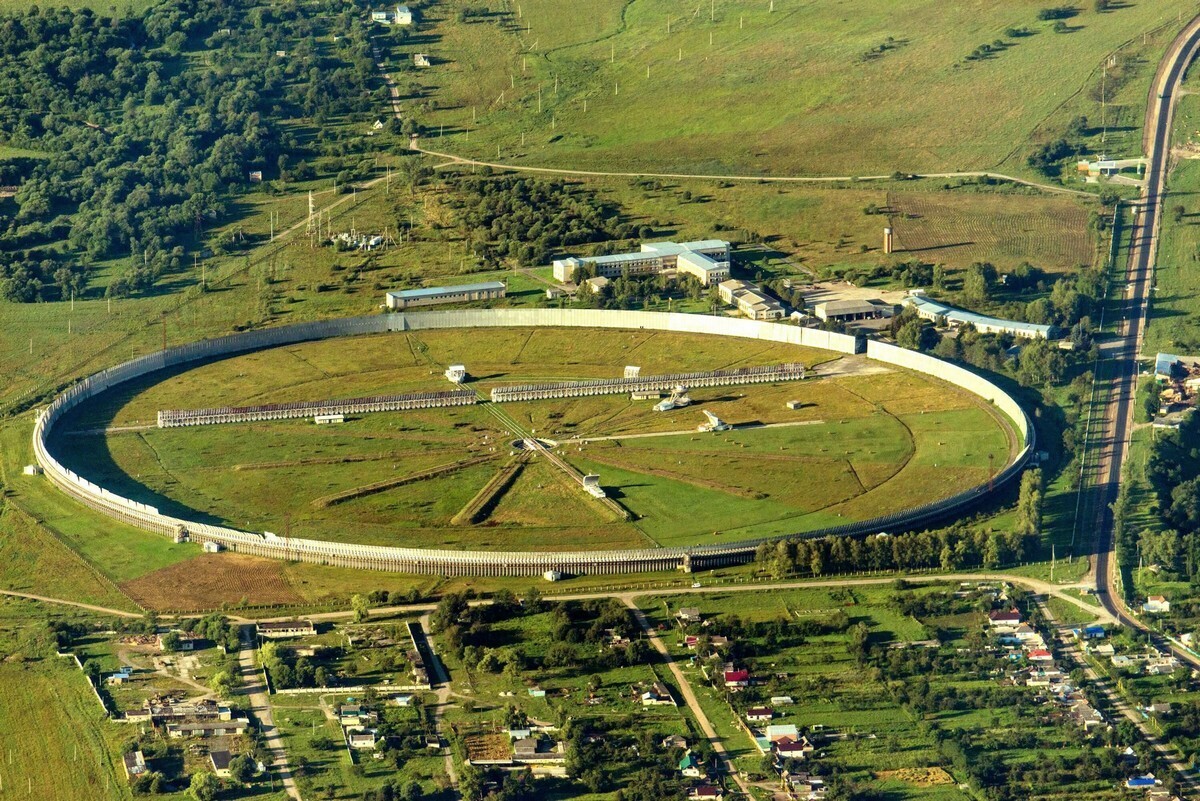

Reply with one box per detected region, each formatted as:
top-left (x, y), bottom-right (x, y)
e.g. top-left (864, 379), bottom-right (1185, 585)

top-left (1101, 66), bottom-right (1107, 144)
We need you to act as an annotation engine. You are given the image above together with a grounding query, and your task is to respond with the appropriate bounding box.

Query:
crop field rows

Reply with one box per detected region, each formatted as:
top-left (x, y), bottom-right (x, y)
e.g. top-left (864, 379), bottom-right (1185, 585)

top-left (888, 191), bottom-right (1096, 273)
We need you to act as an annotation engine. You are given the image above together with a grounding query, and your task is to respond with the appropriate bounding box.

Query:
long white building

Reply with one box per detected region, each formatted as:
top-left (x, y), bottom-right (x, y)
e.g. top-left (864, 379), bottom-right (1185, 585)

top-left (553, 240), bottom-right (731, 286)
top-left (902, 296), bottom-right (1056, 340)
top-left (385, 281), bottom-right (506, 310)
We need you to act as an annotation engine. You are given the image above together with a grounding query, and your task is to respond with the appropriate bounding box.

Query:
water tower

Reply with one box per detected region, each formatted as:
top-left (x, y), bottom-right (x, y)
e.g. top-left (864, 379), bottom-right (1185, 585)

top-left (883, 227), bottom-right (894, 254)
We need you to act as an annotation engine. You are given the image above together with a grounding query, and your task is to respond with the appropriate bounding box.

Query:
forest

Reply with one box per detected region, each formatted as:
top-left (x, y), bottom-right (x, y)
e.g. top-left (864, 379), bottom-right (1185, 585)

top-left (0, 0), bottom-right (384, 302)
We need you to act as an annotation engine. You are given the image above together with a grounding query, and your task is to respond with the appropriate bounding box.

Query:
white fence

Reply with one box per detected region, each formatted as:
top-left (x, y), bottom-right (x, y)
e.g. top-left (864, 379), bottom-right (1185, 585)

top-left (34, 310), bottom-right (1031, 577)
top-left (158, 389), bottom-right (476, 427)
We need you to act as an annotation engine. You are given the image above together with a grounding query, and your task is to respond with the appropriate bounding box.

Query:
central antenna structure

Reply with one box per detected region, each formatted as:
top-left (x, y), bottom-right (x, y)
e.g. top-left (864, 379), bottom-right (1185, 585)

top-left (306, 191), bottom-right (316, 237)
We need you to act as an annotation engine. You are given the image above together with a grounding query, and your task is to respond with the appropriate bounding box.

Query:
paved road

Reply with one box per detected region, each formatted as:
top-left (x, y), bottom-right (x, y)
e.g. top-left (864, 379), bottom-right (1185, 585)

top-left (623, 598), bottom-right (751, 795)
top-left (1089, 15), bottom-right (1200, 660)
top-left (236, 625), bottom-right (301, 800)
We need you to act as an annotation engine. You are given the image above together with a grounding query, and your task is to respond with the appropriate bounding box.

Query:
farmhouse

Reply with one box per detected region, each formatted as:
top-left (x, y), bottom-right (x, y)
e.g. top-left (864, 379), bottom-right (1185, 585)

top-left (755, 724), bottom-right (800, 753)
top-left (746, 706), bottom-right (774, 722)
top-left (718, 279), bottom-right (785, 320)
top-left (552, 240), bottom-right (732, 287)
top-left (256, 619), bottom-right (315, 639)
top-left (903, 296), bottom-right (1056, 340)
top-left (384, 281), bottom-right (506, 310)
top-left (339, 704), bottom-right (378, 728)
top-left (512, 737), bottom-right (565, 763)
top-left (988, 609), bottom-right (1021, 627)
top-left (724, 669), bottom-right (750, 689)
top-left (689, 786), bottom-right (724, 800)
top-left (642, 681), bottom-right (676, 706)
top-left (1143, 596), bottom-right (1171, 614)
top-left (662, 734), bottom-right (688, 750)
top-left (348, 729), bottom-right (378, 749)
top-left (774, 736), bottom-right (815, 759)
top-left (122, 750), bottom-right (147, 779)
top-left (209, 750), bottom-right (233, 778)
top-left (679, 751), bottom-right (705, 778)
top-left (677, 607), bottom-right (703, 625)
top-left (371, 4), bottom-right (412, 24)
top-left (413, 53), bottom-right (431, 67)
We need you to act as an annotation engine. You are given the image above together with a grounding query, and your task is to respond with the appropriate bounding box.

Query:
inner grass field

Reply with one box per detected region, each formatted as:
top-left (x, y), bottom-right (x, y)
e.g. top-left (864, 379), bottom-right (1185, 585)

top-left (50, 327), bottom-right (1013, 552)
top-left (410, 0), bottom-right (1185, 176)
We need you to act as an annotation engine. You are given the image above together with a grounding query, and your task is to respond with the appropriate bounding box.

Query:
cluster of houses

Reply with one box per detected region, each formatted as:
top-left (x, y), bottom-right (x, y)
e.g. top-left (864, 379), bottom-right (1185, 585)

top-left (988, 608), bottom-right (1108, 733)
top-left (339, 701), bottom-right (381, 750)
top-left (120, 697), bottom-right (253, 783)
top-left (123, 696), bottom-right (252, 738)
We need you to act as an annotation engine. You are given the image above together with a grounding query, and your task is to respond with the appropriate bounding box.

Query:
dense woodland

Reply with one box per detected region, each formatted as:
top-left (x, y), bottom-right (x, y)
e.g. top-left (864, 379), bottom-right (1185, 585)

top-left (0, 0), bottom-right (383, 302)
top-left (448, 174), bottom-right (631, 267)
top-left (1117, 412), bottom-right (1200, 590)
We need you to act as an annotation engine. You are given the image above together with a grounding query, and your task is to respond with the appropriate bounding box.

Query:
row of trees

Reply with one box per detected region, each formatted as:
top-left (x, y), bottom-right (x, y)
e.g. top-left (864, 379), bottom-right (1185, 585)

top-left (754, 518), bottom-right (1042, 579)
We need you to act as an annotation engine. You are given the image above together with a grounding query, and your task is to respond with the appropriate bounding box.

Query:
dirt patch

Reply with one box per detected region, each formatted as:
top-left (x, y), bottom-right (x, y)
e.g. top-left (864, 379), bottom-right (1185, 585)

top-left (876, 767), bottom-right (955, 787)
top-left (464, 733), bottom-right (511, 763)
top-left (121, 553), bottom-right (303, 611)
top-left (888, 191), bottom-right (1094, 273)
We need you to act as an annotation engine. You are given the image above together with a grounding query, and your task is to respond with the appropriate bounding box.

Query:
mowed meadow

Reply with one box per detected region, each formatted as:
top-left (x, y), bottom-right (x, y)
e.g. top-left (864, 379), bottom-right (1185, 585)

top-left (0, 601), bottom-right (133, 801)
top-left (48, 327), bottom-right (1015, 552)
top-left (411, 0), bottom-right (1187, 175)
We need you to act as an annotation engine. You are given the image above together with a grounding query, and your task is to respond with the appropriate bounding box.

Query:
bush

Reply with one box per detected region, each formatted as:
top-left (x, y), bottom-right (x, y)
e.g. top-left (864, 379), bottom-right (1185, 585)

top-left (1037, 6), bottom-right (1078, 20)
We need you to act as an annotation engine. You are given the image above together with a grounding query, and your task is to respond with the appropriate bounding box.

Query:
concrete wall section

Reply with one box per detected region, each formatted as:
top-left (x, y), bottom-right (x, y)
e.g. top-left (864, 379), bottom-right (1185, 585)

top-left (33, 311), bottom-right (1028, 577)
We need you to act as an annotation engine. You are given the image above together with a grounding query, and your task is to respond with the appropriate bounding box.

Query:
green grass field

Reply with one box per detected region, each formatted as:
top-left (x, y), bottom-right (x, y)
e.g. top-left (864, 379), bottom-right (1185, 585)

top-left (0, 600), bottom-right (134, 801)
top-left (1144, 83), bottom-right (1200, 355)
top-left (48, 327), bottom-right (1012, 553)
top-left (410, 0), bottom-right (1184, 176)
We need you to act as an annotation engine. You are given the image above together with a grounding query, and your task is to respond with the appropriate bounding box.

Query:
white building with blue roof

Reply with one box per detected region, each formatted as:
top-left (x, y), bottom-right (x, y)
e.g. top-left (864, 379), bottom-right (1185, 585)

top-left (552, 239), bottom-right (731, 286)
top-left (903, 295), bottom-right (1056, 340)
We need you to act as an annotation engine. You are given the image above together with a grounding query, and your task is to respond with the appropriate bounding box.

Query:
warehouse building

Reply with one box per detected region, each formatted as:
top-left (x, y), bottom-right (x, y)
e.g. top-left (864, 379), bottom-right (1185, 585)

top-left (902, 296), bottom-right (1055, 340)
top-left (385, 281), bottom-right (506, 310)
top-left (718, 279), bottom-right (785, 321)
top-left (813, 299), bottom-right (888, 323)
top-left (552, 240), bottom-right (731, 286)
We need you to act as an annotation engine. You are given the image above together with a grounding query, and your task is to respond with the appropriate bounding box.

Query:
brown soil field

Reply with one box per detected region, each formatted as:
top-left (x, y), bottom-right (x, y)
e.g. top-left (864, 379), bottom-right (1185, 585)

top-left (877, 767), bottom-right (955, 787)
top-left (121, 553), bottom-right (303, 611)
top-left (888, 192), bottom-right (1095, 274)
